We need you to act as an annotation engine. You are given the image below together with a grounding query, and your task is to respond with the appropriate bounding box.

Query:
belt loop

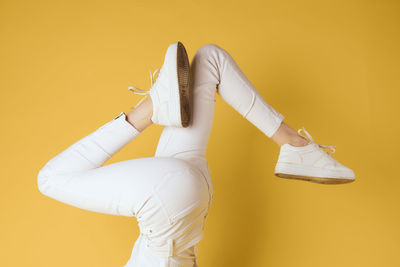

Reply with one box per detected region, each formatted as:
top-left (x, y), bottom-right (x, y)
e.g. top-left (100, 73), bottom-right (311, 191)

top-left (168, 239), bottom-right (174, 257)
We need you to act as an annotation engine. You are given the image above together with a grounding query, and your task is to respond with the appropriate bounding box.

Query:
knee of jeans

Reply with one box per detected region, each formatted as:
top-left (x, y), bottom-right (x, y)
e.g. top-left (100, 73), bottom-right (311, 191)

top-left (194, 43), bottom-right (225, 59)
top-left (37, 163), bottom-right (54, 195)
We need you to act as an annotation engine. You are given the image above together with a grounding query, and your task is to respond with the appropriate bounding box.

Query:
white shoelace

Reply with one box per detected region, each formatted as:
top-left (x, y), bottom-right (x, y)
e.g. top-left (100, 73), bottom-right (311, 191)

top-left (298, 127), bottom-right (336, 154)
top-left (128, 69), bottom-right (159, 109)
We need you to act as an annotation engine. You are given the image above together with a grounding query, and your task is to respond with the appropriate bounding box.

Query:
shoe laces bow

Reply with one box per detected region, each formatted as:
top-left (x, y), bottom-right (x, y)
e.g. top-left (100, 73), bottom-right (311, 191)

top-left (298, 127), bottom-right (336, 154)
top-left (128, 69), bottom-right (159, 109)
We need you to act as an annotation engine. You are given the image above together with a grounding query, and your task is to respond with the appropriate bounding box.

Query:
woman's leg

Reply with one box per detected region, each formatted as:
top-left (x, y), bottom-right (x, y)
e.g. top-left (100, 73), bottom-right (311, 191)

top-left (126, 95), bottom-right (153, 132)
top-left (155, 43), bottom-right (293, 166)
top-left (147, 43), bottom-right (293, 265)
top-left (154, 43), bottom-right (353, 188)
top-left (37, 110), bottom-right (201, 217)
top-left (37, 110), bottom-right (209, 267)
top-left (153, 43), bottom-right (297, 224)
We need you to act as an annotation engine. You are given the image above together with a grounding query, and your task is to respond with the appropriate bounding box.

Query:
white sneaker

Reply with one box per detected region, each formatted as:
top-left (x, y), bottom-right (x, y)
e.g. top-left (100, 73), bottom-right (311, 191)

top-left (274, 127), bottom-right (355, 184)
top-left (128, 41), bottom-right (191, 127)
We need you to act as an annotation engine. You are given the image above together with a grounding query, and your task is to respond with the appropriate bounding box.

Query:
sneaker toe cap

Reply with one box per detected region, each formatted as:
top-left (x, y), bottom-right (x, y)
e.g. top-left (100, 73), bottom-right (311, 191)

top-left (338, 165), bottom-right (355, 179)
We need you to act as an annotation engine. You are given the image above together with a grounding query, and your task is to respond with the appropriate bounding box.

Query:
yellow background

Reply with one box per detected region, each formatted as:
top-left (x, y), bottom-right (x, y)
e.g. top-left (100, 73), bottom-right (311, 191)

top-left (1, 0), bottom-right (399, 266)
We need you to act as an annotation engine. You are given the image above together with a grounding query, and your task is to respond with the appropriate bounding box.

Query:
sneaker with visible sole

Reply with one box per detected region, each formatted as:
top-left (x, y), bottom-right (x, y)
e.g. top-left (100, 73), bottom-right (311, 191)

top-left (274, 127), bottom-right (355, 184)
top-left (128, 41), bottom-right (191, 127)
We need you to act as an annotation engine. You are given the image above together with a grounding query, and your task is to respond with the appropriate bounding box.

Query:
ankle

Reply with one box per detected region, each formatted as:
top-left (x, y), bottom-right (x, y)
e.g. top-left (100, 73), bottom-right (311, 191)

top-left (126, 97), bottom-right (153, 132)
top-left (271, 121), bottom-right (310, 147)
top-left (126, 109), bottom-right (153, 132)
top-left (287, 135), bottom-right (309, 147)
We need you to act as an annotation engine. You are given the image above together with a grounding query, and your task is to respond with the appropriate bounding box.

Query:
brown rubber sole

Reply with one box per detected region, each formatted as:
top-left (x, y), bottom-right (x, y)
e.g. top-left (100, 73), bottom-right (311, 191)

top-left (176, 41), bottom-right (191, 127)
top-left (275, 173), bottom-right (355, 184)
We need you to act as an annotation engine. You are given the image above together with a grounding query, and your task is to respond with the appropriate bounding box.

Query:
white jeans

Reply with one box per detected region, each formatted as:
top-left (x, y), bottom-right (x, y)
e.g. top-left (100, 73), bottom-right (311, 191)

top-left (37, 44), bottom-right (285, 267)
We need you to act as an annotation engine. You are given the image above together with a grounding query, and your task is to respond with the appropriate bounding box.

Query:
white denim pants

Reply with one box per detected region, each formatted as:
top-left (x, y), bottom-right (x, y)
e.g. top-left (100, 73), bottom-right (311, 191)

top-left (37, 44), bottom-right (285, 267)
